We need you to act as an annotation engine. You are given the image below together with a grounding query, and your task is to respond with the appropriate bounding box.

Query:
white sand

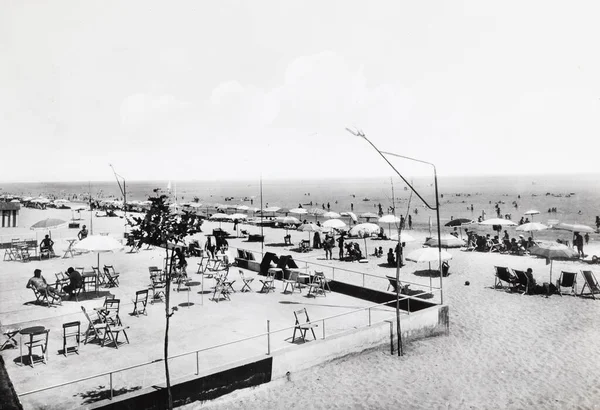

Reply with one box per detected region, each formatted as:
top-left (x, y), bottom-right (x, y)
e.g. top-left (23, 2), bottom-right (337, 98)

top-left (4, 206), bottom-right (600, 409)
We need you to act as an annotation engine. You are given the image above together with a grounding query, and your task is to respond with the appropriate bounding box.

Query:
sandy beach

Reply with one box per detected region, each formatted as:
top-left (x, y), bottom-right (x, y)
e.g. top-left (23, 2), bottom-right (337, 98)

top-left (1, 205), bottom-right (600, 409)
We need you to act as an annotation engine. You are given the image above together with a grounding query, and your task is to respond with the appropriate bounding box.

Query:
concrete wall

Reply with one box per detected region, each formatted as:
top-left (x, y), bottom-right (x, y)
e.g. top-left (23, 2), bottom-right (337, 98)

top-left (92, 304), bottom-right (448, 409)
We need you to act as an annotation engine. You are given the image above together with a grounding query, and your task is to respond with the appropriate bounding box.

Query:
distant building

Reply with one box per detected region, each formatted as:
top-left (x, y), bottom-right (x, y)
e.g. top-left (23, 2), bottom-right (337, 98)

top-left (0, 202), bottom-right (20, 227)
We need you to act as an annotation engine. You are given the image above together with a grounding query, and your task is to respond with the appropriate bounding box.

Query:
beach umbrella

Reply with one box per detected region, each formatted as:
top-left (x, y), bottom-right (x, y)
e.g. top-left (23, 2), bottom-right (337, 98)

top-left (444, 218), bottom-right (474, 227)
top-left (210, 213), bottom-right (231, 220)
top-left (229, 213), bottom-right (248, 220)
top-left (551, 222), bottom-right (595, 233)
top-left (341, 211), bottom-right (358, 223)
top-left (349, 223), bottom-right (380, 237)
top-left (73, 235), bottom-right (124, 270)
top-left (263, 206), bottom-right (281, 213)
top-left (516, 222), bottom-right (548, 239)
top-left (379, 214), bottom-right (401, 237)
top-left (30, 218), bottom-right (68, 237)
top-left (186, 202), bottom-right (203, 208)
top-left (10, 199), bottom-right (20, 203)
top-left (277, 216), bottom-right (300, 224)
top-left (389, 232), bottom-right (416, 243)
top-left (323, 211), bottom-right (341, 219)
top-left (529, 242), bottom-right (579, 283)
top-left (424, 235), bottom-right (465, 249)
top-left (406, 247), bottom-right (453, 264)
top-left (322, 218), bottom-right (347, 230)
top-left (236, 205), bottom-right (249, 211)
top-left (524, 210), bottom-right (540, 221)
top-left (309, 208), bottom-right (326, 216)
top-left (289, 208), bottom-right (308, 219)
top-left (479, 218), bottom-right (517, 226)
top-left (297, 223), bottom-right (321, 242)
top-left (277, 207), bottom-right (291, 215)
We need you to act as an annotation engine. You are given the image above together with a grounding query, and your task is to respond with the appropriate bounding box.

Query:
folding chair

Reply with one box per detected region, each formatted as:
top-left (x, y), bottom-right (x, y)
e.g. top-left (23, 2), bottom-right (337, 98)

top-left (1, 326), bottom-right (21, 351)
top-left (219, 268), bottom-right (235, 293)
top-left (211, 282), bottom-right (231, 303)
top-left (239, 270), bottom-right (254, 292)
top-left (31, 287), bottom-right (58, 307)
top-left (98, 298), bottom-right (122, 326)
top-left (292, 308), bottom-right (318, 343)
top-left (24, 328), bottom-right (49, 367)
top-left (512, 269), bottom-right (530, 295)
top-left (102, 321), bottom-right (130, 349)
top-left (494, 266), bottom-right (518, 291)
top-left (3, 247), bottom-right (15, 261)
top-left (307, 271), bottom-right (328, 297)
top-left (62, 321), bottom-right (81, 356)
top-left (149, 275), bottom-right (166, 303)
top-left (55, 272), bottom-right (70, 293)
top-left (81, 306), bottom-right (129, 348)
top-left (93, 266), bottom-right (107, 286)
top-left (103, 265), bottom-right (120, 287)
top-left (580, 270), bottom-right (600, 299)
top-left (132, 290), bottom-right (148, 316)
top-left (259, 270), bottom-right (276, 293)
top-left (283, 271), bottom-right (300, 294)
top-left (556, 271), bottom-right (577, 296)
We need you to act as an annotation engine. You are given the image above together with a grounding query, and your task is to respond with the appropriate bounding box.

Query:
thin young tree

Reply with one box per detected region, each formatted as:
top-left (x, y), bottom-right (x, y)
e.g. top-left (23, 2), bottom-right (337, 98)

top-left (127, 191), bottom-right (203, 409)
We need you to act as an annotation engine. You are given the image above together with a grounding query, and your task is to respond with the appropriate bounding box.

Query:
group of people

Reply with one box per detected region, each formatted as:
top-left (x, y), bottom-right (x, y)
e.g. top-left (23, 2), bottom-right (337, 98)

top-left (466, 230), bottom-right (535, 254)
top-left (26, 267), bottom-right (83, 303)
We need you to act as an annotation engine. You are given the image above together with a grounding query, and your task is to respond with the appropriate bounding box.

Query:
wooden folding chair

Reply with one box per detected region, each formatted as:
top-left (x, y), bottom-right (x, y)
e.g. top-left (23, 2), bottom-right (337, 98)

top-left (131, 290), bottom-right (148, 316)
top-left (211, 282), bottom-right (231, 303)
top-left (62, 321), bottom-right (81, 356)
top-left (149, 275), bottom-right (166, 304)
top-left (292, 308), bottom-right (318, 343)
top-left (307, 271), bottom-right (328, 297)
top-left (556, 271), bottom-right (577, 296)
top-left (93, 266), bottom-right (107, 287)
top-left (259, 270), bottom-right (276, 293)
top-left (1, 326), bottom-right (21, 351)
top-left (239, 270), bottom-right (254, 292)
top-left (54, 272), bottom-right (70, 293)
top-left (97, 298), bottom-right (122, 326)
top-left (25, 329), bottom-right (50, 367)
top-left (580, 270), bottom-right (600, 299)
top-left (103, 265), bottom-right (120, 287)
top-left (282, 271), bottom-right (300, 294)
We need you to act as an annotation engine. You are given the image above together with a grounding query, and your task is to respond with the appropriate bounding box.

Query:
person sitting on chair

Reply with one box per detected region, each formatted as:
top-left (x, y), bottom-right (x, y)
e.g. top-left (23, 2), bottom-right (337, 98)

top-left (26, 269), bottom-right (63, 302)
top-left (62, 267), bottom-right (82, 299)
top-left (174, 247), bottom-right (188, 273)
top-left (40, 235), bottom-right (54, 255)
top-left (387, 248), bottom-right (395, 266)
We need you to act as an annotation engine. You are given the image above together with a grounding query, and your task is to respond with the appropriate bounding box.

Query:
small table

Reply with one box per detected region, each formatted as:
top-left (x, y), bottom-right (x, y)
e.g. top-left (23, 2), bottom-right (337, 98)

top-left (63, 238), bottom-right (78, 259)
top-left (180, 281), bottom-right (201, 307)
top-left (20, 326), bottom-right (45, 365)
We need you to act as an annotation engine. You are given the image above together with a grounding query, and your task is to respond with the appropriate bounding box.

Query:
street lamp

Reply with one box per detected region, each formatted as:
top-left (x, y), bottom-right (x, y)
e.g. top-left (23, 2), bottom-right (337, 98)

top-left (346, 128), bottom-right (444, 356)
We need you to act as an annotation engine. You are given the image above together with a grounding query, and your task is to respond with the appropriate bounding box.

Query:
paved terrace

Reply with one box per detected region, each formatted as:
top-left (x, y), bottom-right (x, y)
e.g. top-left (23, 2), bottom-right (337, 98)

top-left (0, 248), bottom-right (396, 409)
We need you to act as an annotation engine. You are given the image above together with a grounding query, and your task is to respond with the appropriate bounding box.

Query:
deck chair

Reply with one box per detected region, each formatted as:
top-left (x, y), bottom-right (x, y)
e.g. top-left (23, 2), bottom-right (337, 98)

top-left (386, 275), bottom-right (400, 292)
top-left (556, 271), bottom-right (577, 296)
top-left (103, 265), bottom-right (120, 287)
top-left (131, 290), bottom-right (148, 316)
top-left (92, 266), bottom-right (106, 286)
top-left (580, 270), bottom-right (600, 299)
top-left (99, 298), bottom-right (122, 326)
top-left (494, 266), bottom-right (518, 291)
top-left (260, 270), bottom-right (276, 293)
top-left (292, 308), bottom-right (318, 343)
top-left (81, 306), bottom-right (129, 348)
top-left (62, 321), bottom-right (80, 356)
top-left (24, 328), bottom-right (49, 367)
top-left (55, 272), bottom-right (70, 293)
top-left (512, 269), bottom-right (530, 295)
top-left (239, 270), bottom-right (254, 292)
top-left (307, 271), bottom-right (328, 297)
top-left (1, 326), bottom-right (21, 351)
top-left (31, 287), bottom-right (52, 307)
top-left (283, 271), bottom-right (300, 294)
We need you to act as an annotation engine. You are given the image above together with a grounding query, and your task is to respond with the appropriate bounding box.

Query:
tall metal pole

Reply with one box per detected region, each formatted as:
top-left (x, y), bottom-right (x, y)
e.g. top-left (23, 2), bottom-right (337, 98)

top-left (346, 128), bottom-right (444, 304)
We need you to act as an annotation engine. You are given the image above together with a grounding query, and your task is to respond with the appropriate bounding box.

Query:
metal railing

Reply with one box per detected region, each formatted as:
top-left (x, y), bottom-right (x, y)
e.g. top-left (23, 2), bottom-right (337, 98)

top-left (17, 295), bottom-right (428, 400)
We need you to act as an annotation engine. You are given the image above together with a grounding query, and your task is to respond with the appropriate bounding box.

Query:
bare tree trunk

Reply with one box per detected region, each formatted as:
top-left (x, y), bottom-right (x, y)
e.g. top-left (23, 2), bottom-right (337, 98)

top-left (164, 248), bottom-right (173, 409)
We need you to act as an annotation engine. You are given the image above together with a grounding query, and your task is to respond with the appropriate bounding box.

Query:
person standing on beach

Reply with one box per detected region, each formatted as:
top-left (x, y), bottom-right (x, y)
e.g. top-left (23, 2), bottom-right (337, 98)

top-left (408, 215), bottom-right (412, 230)
top-left (584, 232), bottom-right (590, 245)
top-left (323, 238), bottom-right (332, 260)
top-left (574, 232), bottom-right (585, 257)
top-left (313, 231), bottom-right (321, 249)
top-left (337, 235), bottom-right (345, 260)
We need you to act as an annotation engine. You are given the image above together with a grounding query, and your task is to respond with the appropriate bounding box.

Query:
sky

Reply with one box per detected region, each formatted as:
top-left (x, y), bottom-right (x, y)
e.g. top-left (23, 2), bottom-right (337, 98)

top-left (1, 0), bottom-right (599, 183)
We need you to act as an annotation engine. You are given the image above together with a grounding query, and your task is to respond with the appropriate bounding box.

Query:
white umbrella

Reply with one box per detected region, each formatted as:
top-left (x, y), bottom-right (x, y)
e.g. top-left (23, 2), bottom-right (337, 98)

top-left (379, 214), bottom-right (401, 237)
top-left (263, 206), bottom-right (281, 213)
top-left (516, 222), bottom-right (548, 239)
top-left (210, 213), bottom-right (231, 220)
top-left (360, 212), bottom-right (379, 220)
top-left (524, 210), bottom-right (540, 216)
top-left (405, 247), bottom-right (453, 263)
top-left (297, 223), bottom-right (321, 242)
top-left (73, 235), bottom-right (124, 270)
top-left (236, 205), bottom-right (249, 211)
top-left (341, 211), bottom-right (358, 223)
top-left (529, 242), bottom-right (579, 283)
top-left (277, 216), bottom-right (301, 224)
top-left (186, 202), bottom-right (203, 208)
top-left (390, 232), bottom-right (416, 243)
top-left (551, 222), bottom-right (595, 233)
top-left (349, 223), bottom-right (380, 237)
top-left (323, 211), bottom-right (341, 219)
top-left (289, 208), bottom-right (308, 217)
top-left (424, 235), bottom-right (465, 248)
top-left (229, 213), bottom-right (248, 220)
top-left (322, 219), bottom-right (347, 229)
top-left (479, 218), bottom-right (517, 226)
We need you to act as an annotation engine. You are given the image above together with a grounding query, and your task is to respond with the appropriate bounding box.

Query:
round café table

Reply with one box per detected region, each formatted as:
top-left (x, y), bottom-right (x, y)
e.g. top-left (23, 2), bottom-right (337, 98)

top-left (179, 281), bottom-right (201, 307)
top-left (20, 326), bottom-right (46, 365)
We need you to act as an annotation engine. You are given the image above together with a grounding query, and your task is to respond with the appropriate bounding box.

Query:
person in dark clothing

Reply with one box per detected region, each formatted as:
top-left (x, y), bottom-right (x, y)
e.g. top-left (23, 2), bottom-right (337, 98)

top-left (62, 267), bottom-right (82, 299)
top-left (387, 248), bottom-right (395, 266)
top-left (174, 247), bottom-right (188, 272)
top-left (313, 231), bottom-right (322, 249)
top-left (573, 232), bottom-right (584, 258)
top-left (337, 235), bottom-right (345, 260)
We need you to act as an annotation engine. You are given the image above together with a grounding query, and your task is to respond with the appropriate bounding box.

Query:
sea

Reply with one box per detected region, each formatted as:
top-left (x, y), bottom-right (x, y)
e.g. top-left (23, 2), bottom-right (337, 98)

top-left (1, 174), bottom-right (599, 240)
